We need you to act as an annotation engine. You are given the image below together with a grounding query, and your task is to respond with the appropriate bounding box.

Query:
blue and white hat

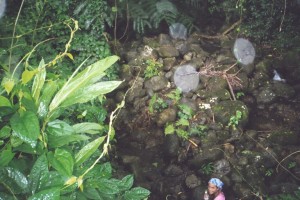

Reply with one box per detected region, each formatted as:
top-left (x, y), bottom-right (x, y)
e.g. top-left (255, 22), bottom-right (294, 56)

top-left (209, 178), bottom-right (224, 189)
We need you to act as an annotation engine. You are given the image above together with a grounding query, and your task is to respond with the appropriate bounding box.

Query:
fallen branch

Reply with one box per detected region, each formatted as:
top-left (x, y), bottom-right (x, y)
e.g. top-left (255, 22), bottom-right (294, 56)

top-left (193, 19), bottom-right (242, 40)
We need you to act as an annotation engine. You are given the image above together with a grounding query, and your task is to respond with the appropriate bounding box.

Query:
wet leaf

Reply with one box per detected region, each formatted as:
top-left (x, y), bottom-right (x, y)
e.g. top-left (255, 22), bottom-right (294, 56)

top-left (75, 136), bottom-right (105, 165)
top-left (28, 154), bottom-right (48, 194)
top-left (10, 111), bottom-right (40, 148)
top-left (47, 120), bottom-right (75, 136)
top-left (0, 147), bottom-right (15, 167)
top-left (49, 55), bottom-right (119, 113)
top-left (48, 149), bottom-right (74, 177)
top-left (88, 178), bottom-right (119, 195)
top-left (48, 134), bottom-right (89, 148)
top-left (118, 175), bottom-right (134, 192)
top-left (28, 188), bottom-right (60, 200)
top-left (0, 167), bottom-right (28, 194)
top-left (73, 122), bottom-right (103, 135)
top-left (60, 81), bottom-right (122, 108)
top-left (124, 187), bottom-right (150, 200)
top-left (32, 59), bottom-right (46, 103)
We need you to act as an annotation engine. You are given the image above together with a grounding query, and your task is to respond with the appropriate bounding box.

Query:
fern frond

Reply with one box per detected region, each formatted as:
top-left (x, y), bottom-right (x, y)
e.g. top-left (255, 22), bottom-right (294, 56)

top-left (176, 13), bottom-right (198, 33)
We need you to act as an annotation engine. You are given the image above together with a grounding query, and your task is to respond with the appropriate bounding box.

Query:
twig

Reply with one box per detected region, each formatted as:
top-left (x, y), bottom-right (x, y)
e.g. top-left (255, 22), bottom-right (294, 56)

top-left (247, 135), bottom-right (300, 181)
top-left (279, 0), bottom-right (287, 32)
top-left (276, 150), bottom-right (300, 172)
top-left (193, 19), bottom-right (242, 40)
top-left (9, 0), bottom-right (25, 72)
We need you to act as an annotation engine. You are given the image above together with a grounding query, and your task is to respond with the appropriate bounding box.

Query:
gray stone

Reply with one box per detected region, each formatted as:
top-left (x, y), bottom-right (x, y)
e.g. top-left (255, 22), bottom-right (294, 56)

top-left (272, 82), bottom-right (295, 99)
top-left (212, 100), bottom-right (249, 126)
top-left (213, 159), bottom-right (231, 177)
top-left (175, 41), bottom-right (189, 55)
top-left (163, 57), bottom-right (177, 71)
top-left (255, 85), bottom-right (277, 104)
top-left (158, 33), bottom-right (173, 45)
top-left (206, 76), bottom-right (228, 92)
top-left (185, 174), bottom-right (201, 189)
top-left (163, 134), bottom-right (180, 158)
top-left (156, 108), bottom-right (177, 127)
top-left (188, 147), bottom-right (223, 168)
top-left (144, 76), bottom-right (169, 92)
top-left (126, 77), bottom-right (146, 102)
top-left (164, 164), bottom-right (184, 176)
top-left (255, 59), bottom-right (272, 74)
top-left (158, 45), bottom-right (179, 58)
top-left (174, 64), bottom-right (200, 93)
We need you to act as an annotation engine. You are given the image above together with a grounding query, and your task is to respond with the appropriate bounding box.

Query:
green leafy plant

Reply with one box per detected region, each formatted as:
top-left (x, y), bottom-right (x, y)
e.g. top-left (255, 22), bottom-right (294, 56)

top-left (288, 161), bottom-right (296, 169)
top-left (189, 125), bottom-right (208, 138)
top-left (265, 168), bottom-right (274, 177)
top-left (1, 0), bottom-right (116, 78)
top-left (166, 89), bottom-right (182, 104)
top-left (177, 104), bottom-right (193, 120)
top-left (144, 59), bottom-right (163, 79)
top-left (164, 103), bottom-right (194, 139)
top-left (236, 92), bottom-right (245, 99)
top-left (115, 0), bottom-right (197, 35)
top-left (0, 20), bottom-right (150, 198)
top-left (227, 110), bottom-right (242, 130)
top-left (201, 162), bottom-right (214, 175)
top-left (148, 93), bottom-right (168, 114)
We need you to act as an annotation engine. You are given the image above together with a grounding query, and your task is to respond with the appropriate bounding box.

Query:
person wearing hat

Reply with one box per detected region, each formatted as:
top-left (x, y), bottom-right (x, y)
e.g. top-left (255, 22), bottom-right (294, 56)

top-left (207, 178), bottom-right (225, 200)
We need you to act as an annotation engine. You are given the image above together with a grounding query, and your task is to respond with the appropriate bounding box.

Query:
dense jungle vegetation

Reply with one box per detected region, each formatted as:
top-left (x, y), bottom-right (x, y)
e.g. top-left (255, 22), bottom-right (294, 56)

top-left (0, 0), bottom-right (299, 199)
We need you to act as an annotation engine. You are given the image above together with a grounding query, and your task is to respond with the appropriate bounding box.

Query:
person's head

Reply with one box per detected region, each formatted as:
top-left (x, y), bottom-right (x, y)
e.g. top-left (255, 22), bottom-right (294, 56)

top-left (208, 178), bottom-right (224, 195)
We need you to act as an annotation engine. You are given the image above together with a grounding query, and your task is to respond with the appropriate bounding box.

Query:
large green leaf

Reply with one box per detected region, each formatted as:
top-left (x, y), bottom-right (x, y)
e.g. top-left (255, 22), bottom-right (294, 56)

top-left (28, 154), bottom-right (49, 194)
top-left (60, 81), bottom-right (122, 108)
top-left (84, 162), bottom-right (112, 180)
top-left (10, 111), bottom-right (40, 148)
top-left (73, 122), bottom-right (104, 135)
top-left (48, 149), bottom-right (74, 177)
top-left (37, 81), bottom-right (58, 118)
top-left (48, 134), bottom-right (90, 148)
top-left (83, 188), bottom-right (102, 199)
top-left (0, 167), bottom-right (28, 194)
top-left (0, 96), bottom-right (11, 107)
top-left (47, 120), bottom-right (75, 136)
top-left (75, 136), bottom-right (105, 165)
top-left (48, 55), bottom-right (119, 114)
top-left (39, 171), bottom-right (65, 190)
top-left (118, 175), bottom-right (134, 192)
top-left (88, 178), bottom-right (119, 195)
top-left (0, 146), bottom-right (15, 167)
top-left (124, 187), bottom-right (150, 200)
top-left (28, 188), bottom-right (60, 200)
top-left (32, 59), bottom-right (46, 104)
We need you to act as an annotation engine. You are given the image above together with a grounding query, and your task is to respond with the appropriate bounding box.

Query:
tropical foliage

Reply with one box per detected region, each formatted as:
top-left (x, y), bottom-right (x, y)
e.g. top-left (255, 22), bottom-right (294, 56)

top-left (0, 49), bottom-right (150, 198)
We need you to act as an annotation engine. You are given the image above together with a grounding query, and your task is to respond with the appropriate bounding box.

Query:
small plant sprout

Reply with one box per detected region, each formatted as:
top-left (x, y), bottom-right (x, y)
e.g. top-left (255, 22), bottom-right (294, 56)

top-left (265, 168), bottom-right (274, 177)
top-left (288, 161), bottom-right (296, 169)
top-left (144, 59), bottom-right (163, 79)
top-left (227, 110), bottom-right (242, 130)
top-left (166, 88), bottom-right (182, 103)
top-left (236, 92), bottom-right (245, 99)
top-left (148, 94), bottom-right (168, 114)
top-left (201, 162), bottom-right (214, 175)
